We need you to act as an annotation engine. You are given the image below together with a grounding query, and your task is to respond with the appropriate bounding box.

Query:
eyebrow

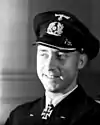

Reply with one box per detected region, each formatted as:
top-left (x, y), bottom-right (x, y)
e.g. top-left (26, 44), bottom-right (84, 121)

top-left (38, 49), bottom-right (48, 52)
top-left (38, 49), bottom-right (70, 54)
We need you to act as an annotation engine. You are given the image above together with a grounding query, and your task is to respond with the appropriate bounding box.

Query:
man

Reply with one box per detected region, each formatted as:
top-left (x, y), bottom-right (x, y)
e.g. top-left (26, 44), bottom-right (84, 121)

top-left (5, 10), bottom-right (100, 125)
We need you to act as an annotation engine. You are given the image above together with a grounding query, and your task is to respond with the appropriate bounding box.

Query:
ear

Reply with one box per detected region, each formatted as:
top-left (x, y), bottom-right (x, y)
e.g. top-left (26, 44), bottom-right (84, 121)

top-left (78, 54), bottom-right (88, 69)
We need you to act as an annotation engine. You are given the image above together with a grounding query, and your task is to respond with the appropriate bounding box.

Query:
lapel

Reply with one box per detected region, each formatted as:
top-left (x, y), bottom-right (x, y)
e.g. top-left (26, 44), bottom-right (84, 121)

top-left (20, 96), bottom-right (45, 125)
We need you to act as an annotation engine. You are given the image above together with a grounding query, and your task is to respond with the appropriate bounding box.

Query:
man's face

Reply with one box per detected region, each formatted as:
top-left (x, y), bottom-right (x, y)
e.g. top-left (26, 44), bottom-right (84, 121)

top-left (37, 44), bottom-right (83, 93)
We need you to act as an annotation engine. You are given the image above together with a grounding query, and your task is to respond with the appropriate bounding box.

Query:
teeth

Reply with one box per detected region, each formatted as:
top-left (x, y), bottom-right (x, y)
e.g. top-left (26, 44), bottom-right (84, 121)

top-left (46, 75), bottom-right (58, 79)
top-left (48, 75), bottom-right (55, 79)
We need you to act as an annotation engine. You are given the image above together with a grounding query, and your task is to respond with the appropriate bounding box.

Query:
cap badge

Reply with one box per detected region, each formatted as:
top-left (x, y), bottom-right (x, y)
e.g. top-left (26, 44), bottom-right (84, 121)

top-left (47, 22), bottom-right (64, 36)
top-left (55, 14), bottom-right (70, 21)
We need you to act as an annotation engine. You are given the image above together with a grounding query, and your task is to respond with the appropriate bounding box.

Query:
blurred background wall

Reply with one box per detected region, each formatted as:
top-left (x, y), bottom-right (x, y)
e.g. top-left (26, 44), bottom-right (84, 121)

top-left (0, 0), bottom-right (100, 124)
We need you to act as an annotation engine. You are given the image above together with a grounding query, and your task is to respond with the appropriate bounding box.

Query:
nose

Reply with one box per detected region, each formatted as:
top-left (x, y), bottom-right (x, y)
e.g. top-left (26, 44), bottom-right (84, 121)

top-left (46, 53), bottom-right (58, 70)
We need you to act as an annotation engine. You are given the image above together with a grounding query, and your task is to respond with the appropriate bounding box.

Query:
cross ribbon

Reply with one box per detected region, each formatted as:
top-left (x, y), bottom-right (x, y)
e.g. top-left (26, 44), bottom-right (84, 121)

top-left (41, 104), bottom-right (54, 120)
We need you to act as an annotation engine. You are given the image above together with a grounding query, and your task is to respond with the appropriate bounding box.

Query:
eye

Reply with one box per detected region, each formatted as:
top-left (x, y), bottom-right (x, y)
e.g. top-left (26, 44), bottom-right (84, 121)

top-left (40, 53), bottom-right (47, 56)
top-left (38, 52), bottom-right (49, 58)
top-left (57, 53), bottom-right (68, 60)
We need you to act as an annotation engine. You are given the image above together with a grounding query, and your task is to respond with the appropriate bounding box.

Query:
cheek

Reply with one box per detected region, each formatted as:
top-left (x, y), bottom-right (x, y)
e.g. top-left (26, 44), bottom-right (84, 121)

top-left (62, 59), bottom-right (79, 77)
top-left (36, 56), bottom-right (45, 74)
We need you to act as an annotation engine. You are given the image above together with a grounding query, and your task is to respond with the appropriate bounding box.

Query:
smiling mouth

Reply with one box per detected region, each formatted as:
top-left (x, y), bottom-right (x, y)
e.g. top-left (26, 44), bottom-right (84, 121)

top-left (44, 74), bottom-right (59, 79)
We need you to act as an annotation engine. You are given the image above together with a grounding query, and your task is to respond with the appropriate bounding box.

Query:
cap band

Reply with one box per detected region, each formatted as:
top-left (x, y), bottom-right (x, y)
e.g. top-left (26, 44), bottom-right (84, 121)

top-left (36, 41), bottom-right (76, 51)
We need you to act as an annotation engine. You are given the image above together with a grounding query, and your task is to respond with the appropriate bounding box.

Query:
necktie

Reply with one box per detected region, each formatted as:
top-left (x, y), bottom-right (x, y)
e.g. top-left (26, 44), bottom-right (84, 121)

top-left (41, 103), bottom-right (54, 120)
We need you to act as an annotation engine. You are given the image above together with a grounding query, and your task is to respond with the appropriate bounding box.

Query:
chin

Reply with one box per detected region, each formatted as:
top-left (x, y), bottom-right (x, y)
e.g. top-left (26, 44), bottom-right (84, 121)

top-left (45, 85), bottom-right (62, 93)
top-left (46, 88), bottom-right (58, 93)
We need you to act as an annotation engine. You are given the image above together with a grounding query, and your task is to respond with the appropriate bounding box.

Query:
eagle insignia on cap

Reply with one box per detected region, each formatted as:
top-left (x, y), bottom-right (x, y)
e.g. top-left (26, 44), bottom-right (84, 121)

top-left (47, 22), bottom-right (64, 36)
top-left (55, 14), bottom-right (70, 21)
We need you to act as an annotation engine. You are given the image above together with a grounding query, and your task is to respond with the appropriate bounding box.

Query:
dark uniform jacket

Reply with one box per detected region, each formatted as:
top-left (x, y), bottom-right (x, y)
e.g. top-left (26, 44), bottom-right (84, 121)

top-left (5, 85), bottom-right (100, 125)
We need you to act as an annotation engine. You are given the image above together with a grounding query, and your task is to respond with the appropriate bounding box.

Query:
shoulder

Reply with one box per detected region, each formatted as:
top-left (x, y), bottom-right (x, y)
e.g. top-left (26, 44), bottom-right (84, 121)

top-left (85, 98), bottom-right (100, 124)
top-left (5, 97), bottom-right (42, 125)
top-left (72, 95), bottom-right (100, 124)
top-left (77, 84), bottom-right (100, 113)
top-left (83, 94), bottom-right (100, 113)
top-left (81, 95), bottom-right (100, 123)
top-left (12, 97), bottom-right (42, 115)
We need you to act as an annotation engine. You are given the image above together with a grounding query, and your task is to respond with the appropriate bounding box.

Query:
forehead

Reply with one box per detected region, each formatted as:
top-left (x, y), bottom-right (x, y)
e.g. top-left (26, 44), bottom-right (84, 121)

top-left (37, 44), bottom-right (59, 52)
